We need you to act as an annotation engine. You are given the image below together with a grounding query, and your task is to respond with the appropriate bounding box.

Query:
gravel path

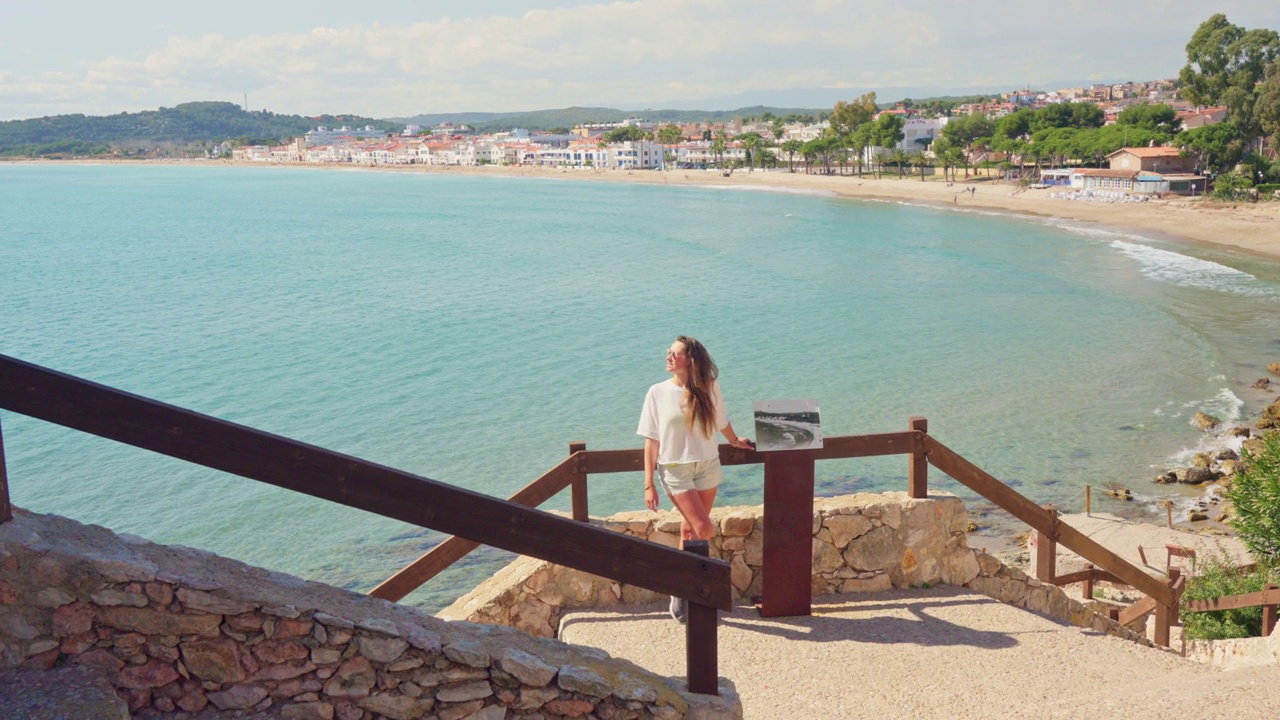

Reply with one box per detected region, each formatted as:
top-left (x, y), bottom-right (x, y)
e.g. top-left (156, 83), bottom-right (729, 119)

top-left (560, 587), bottom-right (1280, 719)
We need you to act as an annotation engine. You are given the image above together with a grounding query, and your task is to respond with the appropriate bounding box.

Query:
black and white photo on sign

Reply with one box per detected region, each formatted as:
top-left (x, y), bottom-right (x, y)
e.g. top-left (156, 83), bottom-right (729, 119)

top-left (752, 399), bottom-right (823, 452)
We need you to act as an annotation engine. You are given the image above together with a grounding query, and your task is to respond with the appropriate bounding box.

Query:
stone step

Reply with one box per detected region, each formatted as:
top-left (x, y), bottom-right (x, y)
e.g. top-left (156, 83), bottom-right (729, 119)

top-left (0, 666), bottom-right (129, 720)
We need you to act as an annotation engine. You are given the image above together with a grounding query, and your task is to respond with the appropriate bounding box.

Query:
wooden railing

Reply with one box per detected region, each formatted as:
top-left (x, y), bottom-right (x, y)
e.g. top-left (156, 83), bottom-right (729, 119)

top-left (376, 414), bottom-right (1186, 647)
top-left (1184, 583), bottom-right (1279, 638)
top-left (0, 355), bottom-right (731, 694)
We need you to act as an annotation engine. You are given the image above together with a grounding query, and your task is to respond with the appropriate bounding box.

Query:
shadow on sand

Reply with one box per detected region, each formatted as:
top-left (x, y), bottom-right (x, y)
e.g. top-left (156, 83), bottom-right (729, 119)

top-left (562, 586), bottom-right (1033, 651)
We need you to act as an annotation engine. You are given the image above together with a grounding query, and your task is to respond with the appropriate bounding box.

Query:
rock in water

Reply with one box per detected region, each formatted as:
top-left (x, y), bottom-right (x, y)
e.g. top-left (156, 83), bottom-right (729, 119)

top-left (1262, 397), bottom-right (1280, 420)
top-left (1253, 377), bottom-right (1271, 389)
top-left (1192, 412), bottom-right (1221, 431)
top-left (1182, 467), bottom-right (1216, 484)
top-left (1267, 361), bottom-right (1280, 377)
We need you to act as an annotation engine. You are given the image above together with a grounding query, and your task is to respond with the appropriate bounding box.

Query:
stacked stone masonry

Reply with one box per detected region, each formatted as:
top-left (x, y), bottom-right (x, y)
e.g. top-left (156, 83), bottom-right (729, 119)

top-left (442, 492), bottom-right (1156, 648)
top-left (0, 508), bottom-right (741, 719)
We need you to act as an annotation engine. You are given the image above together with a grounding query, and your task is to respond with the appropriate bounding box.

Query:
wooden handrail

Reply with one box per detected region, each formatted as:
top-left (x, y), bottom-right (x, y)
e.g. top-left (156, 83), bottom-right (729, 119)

top-left (0, 355), bottom-right (733, 613)
top-left (576, 431), bottom-right (920, 474)
top-left (369, 455), bottom-right (579, 601)
top-left (923, 435), bottom-right (1173, 607)
top-left (1184, 585), bottom-right (1280, 613)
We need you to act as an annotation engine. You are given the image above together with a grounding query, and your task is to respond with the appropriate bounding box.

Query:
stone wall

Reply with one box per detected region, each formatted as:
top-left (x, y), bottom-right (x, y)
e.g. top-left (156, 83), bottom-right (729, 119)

top-left (1185, 623), bottom-right (1280, 669)
top-left (441, 493), bottom-right (981, 636)
top-left (0, 509), bottom-right (741, 719)
top-left (963, 551), bottom-right (1154, 646)
top-left (442, 492), bottom-right (1156, 650)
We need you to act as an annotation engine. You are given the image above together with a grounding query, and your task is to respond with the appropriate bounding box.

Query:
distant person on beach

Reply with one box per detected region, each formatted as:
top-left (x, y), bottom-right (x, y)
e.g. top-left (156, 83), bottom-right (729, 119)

top-left (637, 335), bottom-right (754, 623)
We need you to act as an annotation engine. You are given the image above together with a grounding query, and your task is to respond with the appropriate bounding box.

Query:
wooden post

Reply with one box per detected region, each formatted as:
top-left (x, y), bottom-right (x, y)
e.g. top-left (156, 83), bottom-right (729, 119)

top-left (1164, 500), bottom-right (1173, 529)
top-left (569, 441), bottom-right (588, 522)
top-left (761, 450), bottom-right (815, 617)
top-left (1263, 584), bottom-right (1278, 638)
top-left (1154, 601), bottom-right (1171, 647)
top-left (684, 539), bottom-right (718, 696)
top-left (1085, 485), bottom-right (1091, 517)
top-left (1082, 563), bottom-right (1094, 600)
top-left (1154, 568), bottom-right (1181, 648)
top-left (908, 416), bottom-right (928, 499)
top-left (1034, 505), bottom-right (1058, 583)
top-left (0, 416), bottom-right (10, 524)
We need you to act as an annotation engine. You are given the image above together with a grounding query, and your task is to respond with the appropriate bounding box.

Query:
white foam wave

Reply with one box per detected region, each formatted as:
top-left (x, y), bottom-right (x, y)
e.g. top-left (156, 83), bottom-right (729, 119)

top-left (1163, 388), bottom-right (1247, 466)
top-left (704, 184), bottom-right (836, 198)
top-left (1052, 223), bottom-right (1152, 244)
top-left (1110, 240), bottom-right (1275, 297)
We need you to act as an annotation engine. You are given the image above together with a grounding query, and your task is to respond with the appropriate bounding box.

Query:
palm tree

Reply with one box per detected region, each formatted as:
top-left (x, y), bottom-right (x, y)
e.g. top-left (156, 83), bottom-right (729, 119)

top-left (710, 130), bottom-right (727, 169)
top-left (739, 132), bottom-right (762, 172)
top-left (909, 151), bottom-right (929, 181)
top-left (781, 139), bottom-right (802, 173)
top-left (889, 148), bottom-right (910, 178)
top-left (657, 124), bottom-right (683, 146)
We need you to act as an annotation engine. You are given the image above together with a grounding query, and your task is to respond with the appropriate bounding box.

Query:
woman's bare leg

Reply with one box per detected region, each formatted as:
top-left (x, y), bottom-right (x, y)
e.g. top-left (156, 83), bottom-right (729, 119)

top-left (670, 487), bottom-right (718, 543)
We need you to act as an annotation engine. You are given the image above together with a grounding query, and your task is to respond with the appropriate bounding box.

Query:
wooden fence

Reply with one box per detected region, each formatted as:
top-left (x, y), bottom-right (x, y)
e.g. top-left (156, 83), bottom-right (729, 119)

top-left (376, 416), bottom-right (1186, 647)
top-left (1184, 583), bottom-right (1279, 638)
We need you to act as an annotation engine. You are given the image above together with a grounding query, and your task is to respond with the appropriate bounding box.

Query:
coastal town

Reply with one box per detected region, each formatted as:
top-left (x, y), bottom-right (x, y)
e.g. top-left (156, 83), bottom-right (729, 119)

top-left (6, 9), bottom-right (1280, 720)
top-left (225, 78), bottom-right (1242, 199)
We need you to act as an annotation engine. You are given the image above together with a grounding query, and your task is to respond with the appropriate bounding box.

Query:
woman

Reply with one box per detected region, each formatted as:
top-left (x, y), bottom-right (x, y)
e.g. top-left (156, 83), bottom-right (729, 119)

top-left (636, 335), bottom-right (753, 622)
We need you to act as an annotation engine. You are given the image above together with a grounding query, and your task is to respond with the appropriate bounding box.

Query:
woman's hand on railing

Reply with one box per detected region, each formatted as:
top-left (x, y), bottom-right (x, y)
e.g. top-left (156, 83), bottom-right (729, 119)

top-left (729, 437), bottom-right (755, 450)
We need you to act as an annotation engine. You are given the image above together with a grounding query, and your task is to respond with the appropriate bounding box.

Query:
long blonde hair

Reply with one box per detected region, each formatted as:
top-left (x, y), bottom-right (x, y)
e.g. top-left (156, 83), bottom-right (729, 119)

top-left (676, 335), bottom-right (719, 439)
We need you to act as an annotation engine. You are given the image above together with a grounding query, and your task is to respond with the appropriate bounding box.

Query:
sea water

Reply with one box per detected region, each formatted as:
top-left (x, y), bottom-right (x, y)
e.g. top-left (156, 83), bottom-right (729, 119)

top-left (3, 164), bottom-right (1279, 611)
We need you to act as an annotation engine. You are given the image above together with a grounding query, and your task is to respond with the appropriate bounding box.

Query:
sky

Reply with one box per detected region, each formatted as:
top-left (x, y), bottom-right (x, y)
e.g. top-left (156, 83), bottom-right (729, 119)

top-left (2, 1), bottom-right (1279, 121)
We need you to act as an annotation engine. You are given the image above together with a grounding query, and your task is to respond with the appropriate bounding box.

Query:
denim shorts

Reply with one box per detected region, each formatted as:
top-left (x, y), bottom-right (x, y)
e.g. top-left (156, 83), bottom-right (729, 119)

top-left (658, 457), bottom-right (724, 495)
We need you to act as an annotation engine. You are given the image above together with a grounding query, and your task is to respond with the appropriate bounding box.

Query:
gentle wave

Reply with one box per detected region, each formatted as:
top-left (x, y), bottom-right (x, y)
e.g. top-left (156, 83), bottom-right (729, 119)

top-left (702, 184), bottom-right (837, 198)
top-left (1110, 240), bottom-right (1275, 297)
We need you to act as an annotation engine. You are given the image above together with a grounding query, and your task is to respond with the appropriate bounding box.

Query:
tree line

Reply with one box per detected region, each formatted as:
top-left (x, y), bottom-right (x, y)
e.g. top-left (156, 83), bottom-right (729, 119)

top-left (0, 102), bottom-right (399, 158)
top-left (600, 13), bottom-right (1280, 189)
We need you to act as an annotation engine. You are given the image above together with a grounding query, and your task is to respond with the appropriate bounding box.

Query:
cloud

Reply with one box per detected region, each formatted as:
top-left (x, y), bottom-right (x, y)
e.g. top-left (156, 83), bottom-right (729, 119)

top-left (2, 0), bottom-right (1277, 120)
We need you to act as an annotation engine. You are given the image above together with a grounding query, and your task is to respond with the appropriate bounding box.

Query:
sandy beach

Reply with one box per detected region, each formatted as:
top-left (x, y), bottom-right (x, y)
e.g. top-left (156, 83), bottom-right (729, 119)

top-left (365, 162), bottom-right (1280, 262)
top-left (11, 158), bottom-right (1280, 261)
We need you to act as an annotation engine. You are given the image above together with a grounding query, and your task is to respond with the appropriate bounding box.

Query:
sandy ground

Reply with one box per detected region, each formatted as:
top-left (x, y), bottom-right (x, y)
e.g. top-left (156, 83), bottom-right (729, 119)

top-left (1046, 512), bottom-right (1250, 578)
top-left (561, 587), bottom-right (1280, 719)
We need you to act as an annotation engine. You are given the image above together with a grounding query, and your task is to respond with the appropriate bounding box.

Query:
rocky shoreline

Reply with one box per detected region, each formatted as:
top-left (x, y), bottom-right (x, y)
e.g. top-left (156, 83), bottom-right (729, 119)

top-left (1150, 361), bottom-right (1280, 527)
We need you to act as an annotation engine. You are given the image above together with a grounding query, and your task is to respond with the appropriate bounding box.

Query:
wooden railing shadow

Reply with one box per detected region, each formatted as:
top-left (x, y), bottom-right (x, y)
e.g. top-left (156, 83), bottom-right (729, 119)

top-left (0, 355), bottom-right (730, 694)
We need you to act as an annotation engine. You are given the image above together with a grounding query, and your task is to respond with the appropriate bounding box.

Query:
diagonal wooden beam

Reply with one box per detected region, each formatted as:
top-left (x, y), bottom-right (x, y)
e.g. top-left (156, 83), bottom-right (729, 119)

top-left (0, 354), bottom-right (732, 611)
top-left (923, 435), bottom-right (1172, 606)
top-left (369, 457), bottom-right (577, 602)
top-left (1118, 596), bottom-right (1158, 626)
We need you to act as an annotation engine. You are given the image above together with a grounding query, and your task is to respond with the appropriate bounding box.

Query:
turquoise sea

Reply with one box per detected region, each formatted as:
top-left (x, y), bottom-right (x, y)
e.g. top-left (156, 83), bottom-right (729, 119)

top-left (3, 164), bottom-right (1279, 611)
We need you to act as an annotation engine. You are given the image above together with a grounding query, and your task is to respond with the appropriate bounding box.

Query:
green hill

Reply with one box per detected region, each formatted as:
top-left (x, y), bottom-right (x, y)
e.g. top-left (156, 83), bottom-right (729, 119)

top-left (0, 102), bottom-right (400, 157)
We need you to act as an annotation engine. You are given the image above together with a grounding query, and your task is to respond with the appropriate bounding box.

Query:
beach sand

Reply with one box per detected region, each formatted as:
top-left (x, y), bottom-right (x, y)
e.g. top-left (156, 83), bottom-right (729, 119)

top-left (16, 158), bottom-right (1280, 260)
top-left (382, 163), bottom-right (1280, 261)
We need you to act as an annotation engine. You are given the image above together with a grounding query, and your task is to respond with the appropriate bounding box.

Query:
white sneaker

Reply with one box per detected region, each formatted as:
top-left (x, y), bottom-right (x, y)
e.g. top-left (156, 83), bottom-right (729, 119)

top-left (669, 595), bottom-right (687, 624)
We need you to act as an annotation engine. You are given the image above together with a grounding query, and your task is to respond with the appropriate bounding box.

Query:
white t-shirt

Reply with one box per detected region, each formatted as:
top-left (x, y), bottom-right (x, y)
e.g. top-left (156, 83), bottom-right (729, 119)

top-left (636, 378), bottom-right (727, 464)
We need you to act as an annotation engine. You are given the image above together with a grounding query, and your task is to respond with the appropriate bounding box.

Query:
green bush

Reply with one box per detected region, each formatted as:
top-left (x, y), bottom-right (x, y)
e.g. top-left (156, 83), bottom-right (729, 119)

top-left (1180, 549), bottom-right (1279, 640)
top-left (1227, 431), bottom-right (1280, 565)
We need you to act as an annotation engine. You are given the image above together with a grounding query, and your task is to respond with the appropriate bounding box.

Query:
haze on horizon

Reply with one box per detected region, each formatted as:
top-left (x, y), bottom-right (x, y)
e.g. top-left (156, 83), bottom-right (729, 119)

top-left (2, 1), bottom-right (1278, 122)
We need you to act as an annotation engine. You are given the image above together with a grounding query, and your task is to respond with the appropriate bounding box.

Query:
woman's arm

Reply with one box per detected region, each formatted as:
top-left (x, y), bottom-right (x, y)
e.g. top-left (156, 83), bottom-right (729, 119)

top-left (720, 422), bottom-right (754, 450)
top-left (644, 437), bottom-right (661, 511)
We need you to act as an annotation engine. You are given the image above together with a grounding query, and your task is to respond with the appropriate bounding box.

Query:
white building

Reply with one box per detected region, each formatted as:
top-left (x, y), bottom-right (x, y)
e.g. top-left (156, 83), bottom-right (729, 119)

top-left (305, 125), bottom-right (382, 146)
